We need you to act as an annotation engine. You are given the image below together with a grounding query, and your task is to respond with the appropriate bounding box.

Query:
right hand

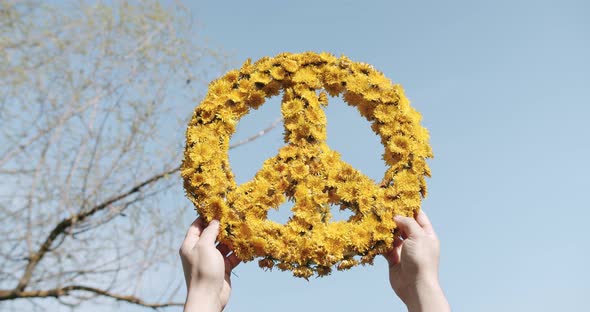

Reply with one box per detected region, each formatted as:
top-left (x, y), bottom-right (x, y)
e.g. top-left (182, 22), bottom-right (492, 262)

top-left (383, 210), bottom-right (450, 311)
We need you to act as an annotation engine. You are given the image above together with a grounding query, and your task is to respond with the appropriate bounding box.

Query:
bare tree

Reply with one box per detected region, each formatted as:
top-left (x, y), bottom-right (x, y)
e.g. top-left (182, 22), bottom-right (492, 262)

top-left (0, 1), bottom-right (275, 310)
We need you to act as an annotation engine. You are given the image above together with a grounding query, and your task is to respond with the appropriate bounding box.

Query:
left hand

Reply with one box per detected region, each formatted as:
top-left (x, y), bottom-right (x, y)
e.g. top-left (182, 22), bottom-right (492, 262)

top-left (179, 217), bottom-right (240, 312)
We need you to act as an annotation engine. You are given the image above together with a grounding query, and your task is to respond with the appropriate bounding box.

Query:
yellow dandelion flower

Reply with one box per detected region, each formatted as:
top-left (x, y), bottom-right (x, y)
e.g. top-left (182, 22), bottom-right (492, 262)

top-left (277, 262), bottom-right (293, 271)
top-left (343, 91), bottom-right (364, 107)
top-left (258, 258), bottom-right (274, 270)
top-left (208, 79), bottom-right (233, 97)
top-left (316, 265), bottom-right (332, 277)
top-left (282, 58), bottom-right (299, 73)
top-left (374, 104), bottom-right (398, 123)
top-left (363, 87), bottom-right (382, 102)
top-left (250, 71), bottom-right (272, 85)
top-left (292, 67), bottom-right (321, 89)
top-left (306, 125), bottom-right (327, 142)
top-left (246, 90), bottom-right (266, 109)
top-left (318, 91), bottom-right (329, 106)
top-left (289, 161), bottom-right (309, 180)
top-left (293, 266), bottom-right (313, 279)
top-left (238, 79), bottom-right (254, 93)
top-left (251, 236), bottom-right (267, 254)
top-left (305, 105), bottom-right (326, 128)
top-left (357, 101), bottom-right (376, 119)
top-left (270, 66), bottom-right (287, 80)
top-left (337, 259), bottom-right (358, 271)
top-left (282, 98), bottom-right (304, 117)
top-left (223, 70), bottom-right (240, 83)
top-left (240, 58), bottom-right (254, 75)
top-left (262, 80), bottom-right (282, 97)
top-left (254, 56), bottom-right (273, 72)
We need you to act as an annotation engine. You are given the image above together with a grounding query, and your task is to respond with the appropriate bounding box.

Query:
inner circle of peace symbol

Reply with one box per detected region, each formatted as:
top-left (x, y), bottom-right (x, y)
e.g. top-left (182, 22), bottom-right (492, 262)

top-left (181, 52), bottom-right (433, 278)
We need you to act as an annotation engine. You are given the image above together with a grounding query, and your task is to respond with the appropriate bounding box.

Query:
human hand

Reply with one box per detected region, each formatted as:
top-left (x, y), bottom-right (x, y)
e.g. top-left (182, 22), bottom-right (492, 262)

top-left (384, 210), bottom-right (450, 312)
top-left (179, 217), bottom-right (240, 312)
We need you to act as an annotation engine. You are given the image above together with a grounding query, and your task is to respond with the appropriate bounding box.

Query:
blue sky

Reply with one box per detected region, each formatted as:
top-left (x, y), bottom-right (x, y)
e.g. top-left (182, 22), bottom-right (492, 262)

top-left (4, 1), bottom-right (589, 312)
top-left (180, 1), bottom-right (590, 311)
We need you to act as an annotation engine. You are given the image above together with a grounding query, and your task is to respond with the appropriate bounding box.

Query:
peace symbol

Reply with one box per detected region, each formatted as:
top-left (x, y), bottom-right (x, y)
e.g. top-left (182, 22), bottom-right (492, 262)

top-left (181, 52), bottom-right (433, 278)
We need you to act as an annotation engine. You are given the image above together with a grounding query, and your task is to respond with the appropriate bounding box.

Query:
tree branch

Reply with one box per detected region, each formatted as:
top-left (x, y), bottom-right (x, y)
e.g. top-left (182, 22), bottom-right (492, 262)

top-left (13, 118), bottom-right (281, 292)
top-left (14, 166), bottom-right (179, 292)
top-left (229, 117), bottom-right (282, 148)
top-left (0, 285), bottom-right (183, 308)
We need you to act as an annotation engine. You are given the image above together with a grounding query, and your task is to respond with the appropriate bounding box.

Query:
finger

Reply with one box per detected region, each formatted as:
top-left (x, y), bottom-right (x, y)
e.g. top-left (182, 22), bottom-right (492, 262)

top-left (217, 243), bottom-right (231, 257)
top-left (387, 236), bottom-right (403, 266)
top-left (181, 217), bottom-right (205, 251)
top-left (399, 231), bottom-right (408, 240)
top-left (383, 236), bottom-right (402, 264)
top-left (198, 219), bottom-right (220, 246)
top-left (392, 236), bottom-right (403, 265)
top-left (415, 209), bottom-right (436, 236)
top-left (394, 215), bottom-right (424, 238)
top-left (414, 209), bottom-right (431, 228)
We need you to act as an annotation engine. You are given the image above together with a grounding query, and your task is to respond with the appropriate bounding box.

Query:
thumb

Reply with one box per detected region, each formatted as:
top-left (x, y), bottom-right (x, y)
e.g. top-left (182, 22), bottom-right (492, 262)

top-left (198, 220), bottom-right (220, 246)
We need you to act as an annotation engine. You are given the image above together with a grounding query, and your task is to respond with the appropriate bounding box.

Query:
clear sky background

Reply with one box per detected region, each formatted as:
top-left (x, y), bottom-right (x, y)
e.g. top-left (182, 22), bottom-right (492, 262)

top-left (5, 0), bottom-right (590, 312)
top-left (30, 1), bottom-right (587, 311)
top-left (177, 1), bottom-right (590, 311)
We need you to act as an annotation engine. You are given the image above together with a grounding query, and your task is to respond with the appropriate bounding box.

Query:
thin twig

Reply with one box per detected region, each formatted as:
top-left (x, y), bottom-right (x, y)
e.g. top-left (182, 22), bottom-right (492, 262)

top-left (229, 117), bottom-right (282, 149)
top-left (0, 285), bottom-right (183, 308)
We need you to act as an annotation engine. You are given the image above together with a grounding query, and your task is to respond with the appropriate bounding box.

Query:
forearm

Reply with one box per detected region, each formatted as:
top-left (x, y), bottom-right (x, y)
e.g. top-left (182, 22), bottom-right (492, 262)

top-left (184, 289), bottom-right (222, 312)
top-left (403, 280), bottom-right (450, 312)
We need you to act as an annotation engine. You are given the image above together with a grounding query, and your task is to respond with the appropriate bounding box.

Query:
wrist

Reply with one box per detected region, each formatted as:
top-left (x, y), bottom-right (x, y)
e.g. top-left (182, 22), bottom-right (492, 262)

top-left (185, 287), bottom-right (222, 312)
top-left (403, 278), bottom-right (450, 312)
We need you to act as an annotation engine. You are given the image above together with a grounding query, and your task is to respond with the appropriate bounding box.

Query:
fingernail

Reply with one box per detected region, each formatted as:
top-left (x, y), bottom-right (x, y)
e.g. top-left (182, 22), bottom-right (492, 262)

top-left (210, 219), bottom-right (219, 227)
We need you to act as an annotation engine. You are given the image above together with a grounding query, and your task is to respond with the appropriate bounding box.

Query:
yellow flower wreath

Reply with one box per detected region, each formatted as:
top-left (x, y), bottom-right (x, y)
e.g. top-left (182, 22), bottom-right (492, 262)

top-left (181, 52), bottom-right (432, 279)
